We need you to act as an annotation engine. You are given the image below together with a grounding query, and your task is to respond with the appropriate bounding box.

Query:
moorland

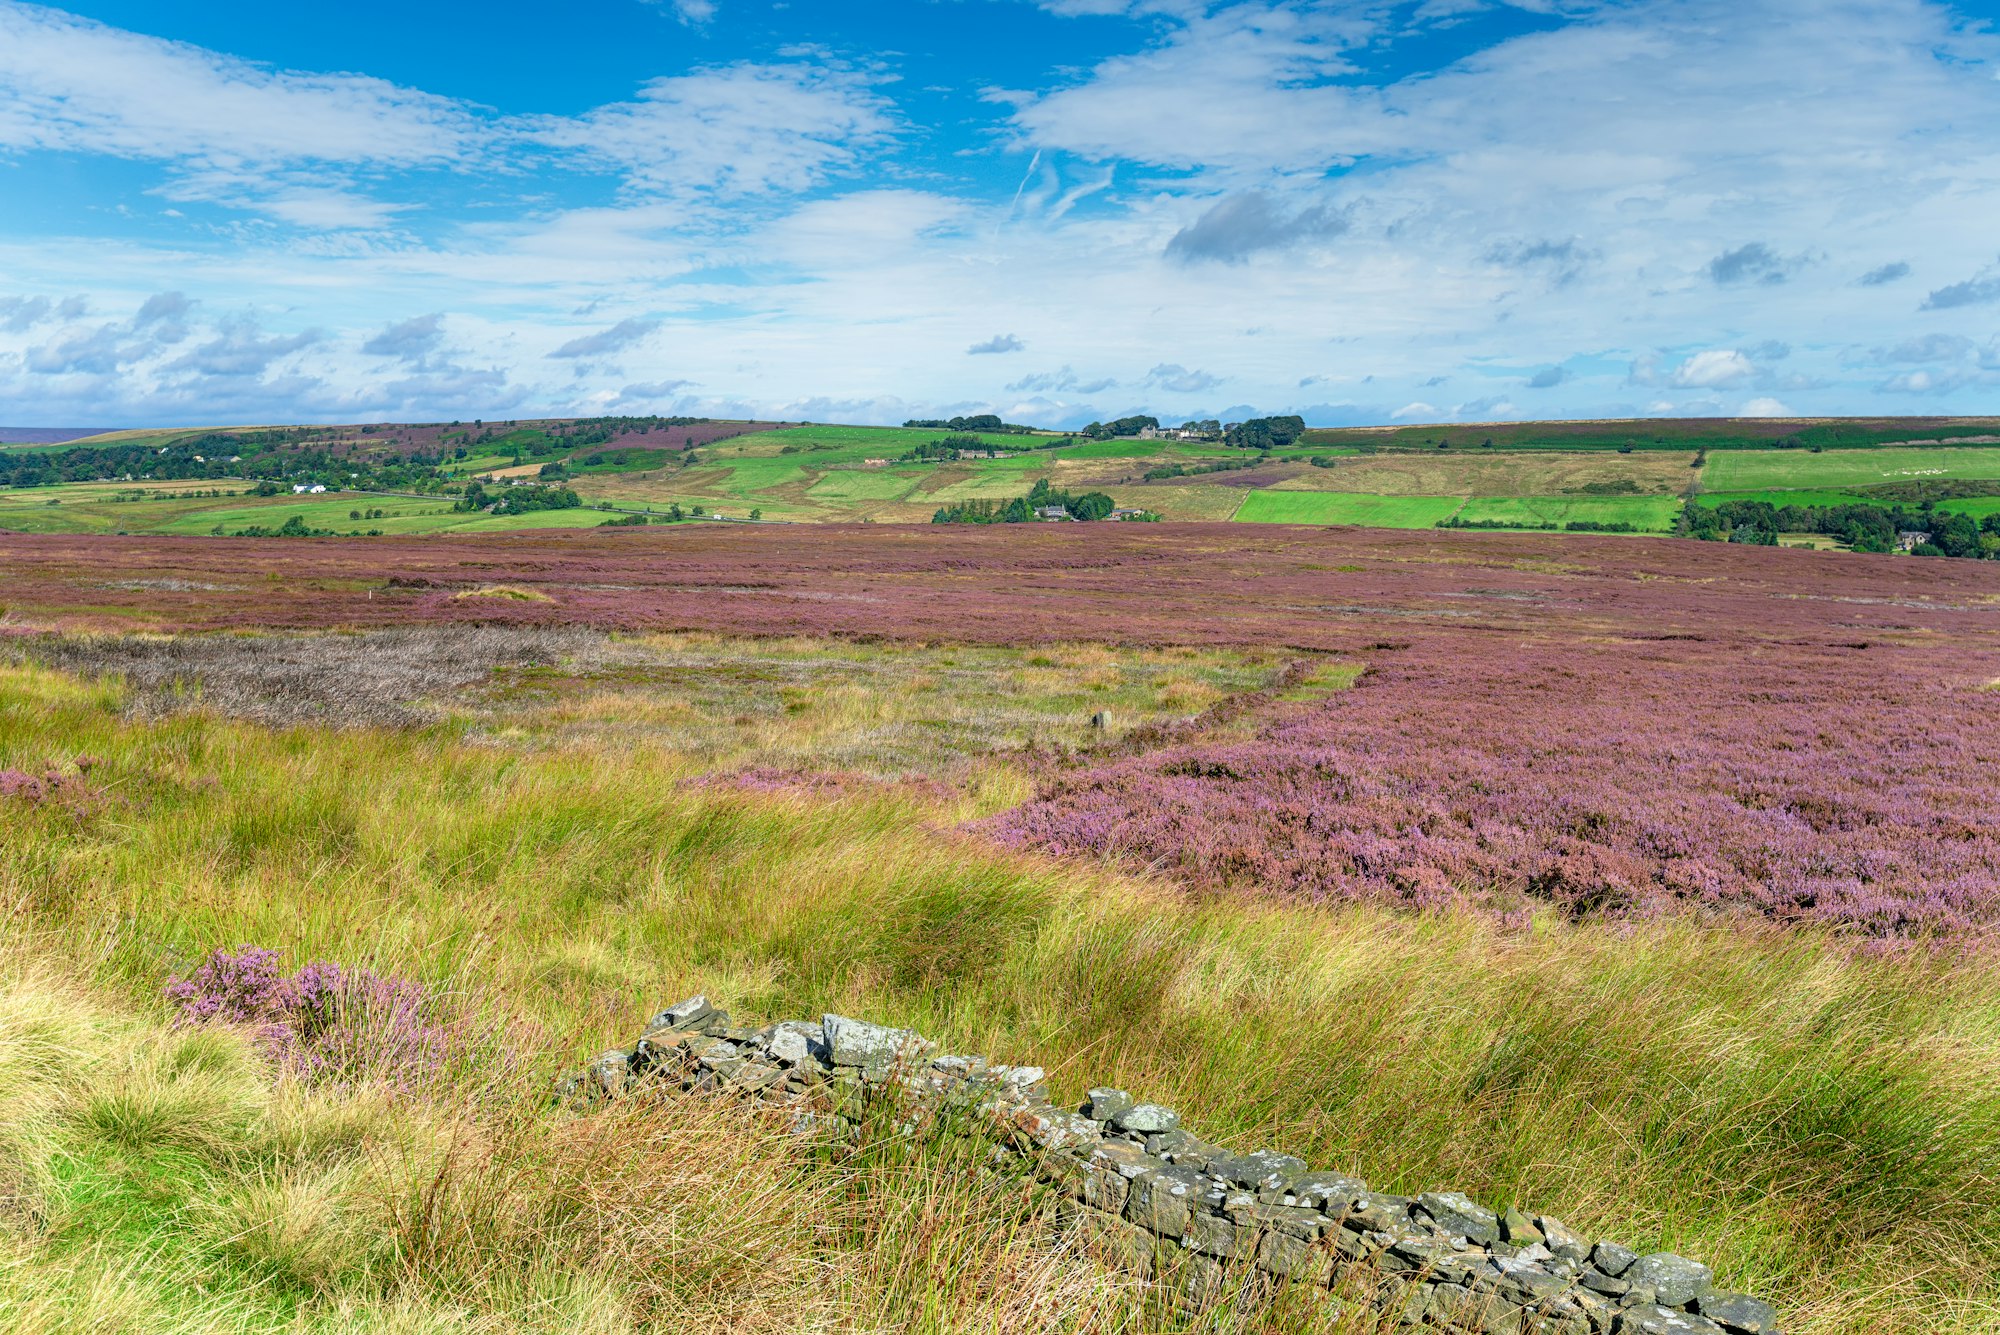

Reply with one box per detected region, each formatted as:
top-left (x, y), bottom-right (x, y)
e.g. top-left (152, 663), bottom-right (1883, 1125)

top-left (2, 517), bottom-right (1999, 1333)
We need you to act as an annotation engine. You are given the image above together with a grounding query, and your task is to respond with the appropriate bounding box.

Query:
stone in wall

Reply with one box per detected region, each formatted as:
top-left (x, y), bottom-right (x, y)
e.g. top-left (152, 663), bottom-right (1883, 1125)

top-left (558, 997), bottom-right (1783, 1335)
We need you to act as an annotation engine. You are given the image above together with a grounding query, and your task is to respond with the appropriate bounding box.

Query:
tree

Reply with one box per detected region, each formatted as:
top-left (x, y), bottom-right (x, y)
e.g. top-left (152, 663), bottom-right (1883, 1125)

top-left (1224, 416), bottom-right (1306, 450)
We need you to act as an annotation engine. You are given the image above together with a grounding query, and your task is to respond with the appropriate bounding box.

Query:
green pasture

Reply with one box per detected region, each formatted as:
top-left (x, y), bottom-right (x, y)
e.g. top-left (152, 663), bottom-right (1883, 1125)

top-left (1451, 495), bottom-right (1683, 530)
top-left (1693, 489), bottom-right (1873, 510)
top-left (1694, 488), bottom-right (2000, 522)
top-left (804, 468), bottom-right (928, 501)
top-left (1704, 447), bottom-right (2000, 492)
top-left (0, 480), bottom-right (650, 537)
top-left (1232, 490), bottom-right (1465, 528)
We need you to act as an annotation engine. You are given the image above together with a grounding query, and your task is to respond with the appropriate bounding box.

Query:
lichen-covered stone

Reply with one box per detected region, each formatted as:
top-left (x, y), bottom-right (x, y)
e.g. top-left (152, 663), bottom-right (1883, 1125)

top-left (1211, 1148), bottom-right (1309, 1192)
top-left (1111, 1102), bottom-right (1179, 1134)
top-left (1536, 1214), bottom-right (1590, 1264)
top-left (1625, 1254), bottom-right (1712, 1308)
top-left (1084, 1087), bottom-right (1133, 1121)
top-left (762, 1019), bottom-right (825, 1067)
top-left (1695, 1294), bottom-right (1780, 1335)
top-left (1592, 1242), bottom-right (1639, 1278)
top-left (1257, 1228), bottom-right (1332, 1282)
top-left (647, 995), bottom-right (714, 1031)
top-left (1340, 1191), bottom-right (1414, 1232)
top-left (1188, 1210), bottom-right (1254, 1261)
top-left (1124, 1163), bottom-right (1201, 1236)
top-left (1146, 1127), bottom-right (1219, 1167)
top-left (1011, 1106), bottom-right (1101, 1150)
top-left (1291, 1171), bottom-right (1368, 1211)
top-left (1419, 1191), bottom-right (1502, 1245)
top-left (1489, 1254), bottom-right (1572, 1303)
top-left (821, 1013), bottom-right (929, 1071)
top-left (1613, 1304), bottom-right (1725, 1335)
top-left (1502, 1207), bottom-right (1545, 1244)
top-left (587, 1049), bottom-right (631, 1098)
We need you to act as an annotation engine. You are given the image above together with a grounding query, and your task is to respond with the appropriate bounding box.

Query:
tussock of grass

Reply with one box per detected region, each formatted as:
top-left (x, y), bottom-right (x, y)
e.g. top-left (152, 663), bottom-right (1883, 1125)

top-left (453, 585), bottom-right (555, 603)
top-left (0, 659), bottom-right (1996, 1331)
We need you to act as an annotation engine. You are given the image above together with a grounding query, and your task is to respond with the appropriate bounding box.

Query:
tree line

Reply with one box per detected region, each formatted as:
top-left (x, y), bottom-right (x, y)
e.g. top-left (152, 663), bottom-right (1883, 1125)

top-left (1681, 498), bottom-right (2000, 558)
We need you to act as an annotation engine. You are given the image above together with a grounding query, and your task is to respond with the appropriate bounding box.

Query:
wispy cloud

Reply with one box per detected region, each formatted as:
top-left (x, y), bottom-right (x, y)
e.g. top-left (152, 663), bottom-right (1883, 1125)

top-left (1921, 260), bottom-right (2000, 310)
top-left (524, 63), bottom-right (894, 198)
top-left (548, 317), bottom-right (659, 359)
top-left (1164, 192), bottom-right (1347, 264)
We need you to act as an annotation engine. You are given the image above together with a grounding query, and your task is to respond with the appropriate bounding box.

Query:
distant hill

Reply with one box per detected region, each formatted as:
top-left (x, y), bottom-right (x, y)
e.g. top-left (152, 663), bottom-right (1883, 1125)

top-left (0, 427), bottom-right (109, 445)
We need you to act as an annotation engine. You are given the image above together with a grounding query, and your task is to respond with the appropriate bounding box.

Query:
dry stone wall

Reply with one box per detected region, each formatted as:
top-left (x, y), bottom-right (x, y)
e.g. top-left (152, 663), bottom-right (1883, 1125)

top-left (563, 996), bottom-right (1781, 1335)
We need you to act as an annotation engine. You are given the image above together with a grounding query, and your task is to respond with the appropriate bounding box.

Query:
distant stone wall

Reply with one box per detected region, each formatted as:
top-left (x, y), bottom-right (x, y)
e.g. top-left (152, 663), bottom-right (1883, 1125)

top-left (563, 997), bottom-right (1781, 1335)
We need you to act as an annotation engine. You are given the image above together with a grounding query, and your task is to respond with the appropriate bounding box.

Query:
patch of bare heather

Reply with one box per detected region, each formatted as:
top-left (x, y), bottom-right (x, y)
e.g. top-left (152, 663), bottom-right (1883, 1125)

top-left (4, 626), bottom-right (613, 727)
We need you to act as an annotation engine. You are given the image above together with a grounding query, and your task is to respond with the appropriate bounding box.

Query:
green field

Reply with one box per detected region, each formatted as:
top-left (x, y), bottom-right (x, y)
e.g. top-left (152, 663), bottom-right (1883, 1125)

top-left (1233, 490), bottom-right (1465, 527)
top-left (1703, 447), bottom-right (2000, 492)
top-left (1451, 495), bottom-right (1683, 530)
top-left (0, 482), bottom-right (639, 537)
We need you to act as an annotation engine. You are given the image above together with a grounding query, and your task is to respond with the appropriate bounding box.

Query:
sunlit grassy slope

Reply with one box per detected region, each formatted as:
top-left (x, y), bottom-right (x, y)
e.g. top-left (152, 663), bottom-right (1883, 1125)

top-left (1, 653), bottom-right (1996, 1332)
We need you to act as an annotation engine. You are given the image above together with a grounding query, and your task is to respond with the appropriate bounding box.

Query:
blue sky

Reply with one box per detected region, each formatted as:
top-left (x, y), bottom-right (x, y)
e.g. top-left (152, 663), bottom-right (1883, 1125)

top-left (2, 0), bottom-right (2000, 428)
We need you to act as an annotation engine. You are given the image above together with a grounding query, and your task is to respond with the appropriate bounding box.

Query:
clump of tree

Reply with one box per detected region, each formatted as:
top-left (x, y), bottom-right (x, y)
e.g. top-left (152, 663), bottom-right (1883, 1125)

top-left (932, 498), bottom-right (1032, 525)
top-left (454, 482), bottom-right (582, 516)
top-left (1438, 516), bottom-right (1639, 533)
top-left (932, 477), bottom-right (1116, 524)
top-left (1224, 415), bottom-right (1306, 450)
top-left (491, 486), bottom-right (581, 516)
top-left (228, 514), bottom-right (343, 538)
top-left (902, 414), bottom-right (1039, 434)
top-left (899, 433), bottom-right (992, 463)
top-left (1144, 456), bottom-right (1265, 481)
top-left (1081, 416), bottom-right (1158, 440)
top-left (1681, 497), bottom-right (2000, 558)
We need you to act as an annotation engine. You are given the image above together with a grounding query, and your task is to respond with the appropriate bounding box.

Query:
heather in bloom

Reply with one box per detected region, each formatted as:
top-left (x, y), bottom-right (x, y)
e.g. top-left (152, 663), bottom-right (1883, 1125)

top-left (987, 637), bottom-right (2000, 940)
top-left (165, 945), bottom-right (447, 1086)
top-left (0, 760), bottom-right (105, 811)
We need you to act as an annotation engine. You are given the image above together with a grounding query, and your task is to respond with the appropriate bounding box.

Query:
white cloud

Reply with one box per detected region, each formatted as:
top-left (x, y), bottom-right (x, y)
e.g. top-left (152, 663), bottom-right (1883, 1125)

top-left (657, 0), bottom-right (717, 25)
top-left (1669, 349), bottom-right (1758, 389)
top-left (967, 333), bottom-right (1024, 355)
top-left (0, 2), bottom-right (477, 168)
top-left (525, 63), bottom-right (894, 197)
top-left (1142, 362), bottom-right (1223, 393)
top-left (1737, 396), bottom-right (1793, 417)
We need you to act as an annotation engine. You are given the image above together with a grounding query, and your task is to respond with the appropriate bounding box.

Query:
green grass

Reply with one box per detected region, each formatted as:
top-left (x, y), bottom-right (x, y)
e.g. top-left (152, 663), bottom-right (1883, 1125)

top-left (1692, 489), bottom-right (1876, 510)
top-left (0, 481), bottom-right (644, 536)
top-left (1704, 447), bottom-right (2000, 492)
top-left (1450, 495), bottom-right (1683, 530)
top-left (805, 468), bottom-right (930, 501)
top-left (0, 650), bottom-right (1995, 1332)
top-left (1232, 491), bottom-right (1466, 528)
